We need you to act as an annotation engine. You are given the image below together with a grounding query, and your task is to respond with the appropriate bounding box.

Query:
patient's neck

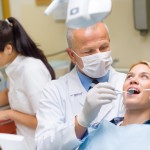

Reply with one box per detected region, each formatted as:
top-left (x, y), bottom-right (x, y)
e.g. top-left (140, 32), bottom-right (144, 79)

top-left (121, 109), bottom-right (150, 126)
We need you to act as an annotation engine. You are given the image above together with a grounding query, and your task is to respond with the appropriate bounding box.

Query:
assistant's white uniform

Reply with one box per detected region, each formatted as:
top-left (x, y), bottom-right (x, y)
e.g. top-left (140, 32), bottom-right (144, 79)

top-left (35, 67), bottom-right (126, 150)
top-left (5, 55), bottom-right (51, 150)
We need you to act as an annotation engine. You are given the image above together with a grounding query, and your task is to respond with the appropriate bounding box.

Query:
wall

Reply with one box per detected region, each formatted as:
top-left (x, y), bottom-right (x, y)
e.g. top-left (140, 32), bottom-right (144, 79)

top-left (0, 0), bottom-right (3, 19)
top-left (9, 0), bottom-right (68, 62)
top-left (105, 0), bottom-right (150, 68)
top-left (8, 0), bottom-right (150, 69)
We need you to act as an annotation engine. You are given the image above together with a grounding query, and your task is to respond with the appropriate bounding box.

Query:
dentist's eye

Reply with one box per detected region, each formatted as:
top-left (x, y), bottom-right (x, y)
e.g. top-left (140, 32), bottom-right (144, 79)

top-left (83, 49), bottom-right (95, 55)
top-left (99, 45), bottom-right (109, 51)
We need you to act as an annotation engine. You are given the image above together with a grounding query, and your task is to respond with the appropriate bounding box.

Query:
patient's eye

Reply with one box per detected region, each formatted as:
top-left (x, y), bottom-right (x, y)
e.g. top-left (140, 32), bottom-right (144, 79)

top-left (126, 74), bottom-right (133, 80)
top-left (140, 74), bottom-right (150, 80)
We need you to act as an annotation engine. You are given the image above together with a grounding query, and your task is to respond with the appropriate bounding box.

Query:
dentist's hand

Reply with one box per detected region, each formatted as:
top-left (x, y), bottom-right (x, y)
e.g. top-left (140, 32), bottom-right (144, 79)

top-left (77, 82), bottom-right (117, 127)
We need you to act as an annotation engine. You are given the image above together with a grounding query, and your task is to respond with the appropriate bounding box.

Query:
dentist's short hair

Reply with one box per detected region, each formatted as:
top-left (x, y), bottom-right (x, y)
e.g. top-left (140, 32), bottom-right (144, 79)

top-left (66, 22), bottom-right (109, 49)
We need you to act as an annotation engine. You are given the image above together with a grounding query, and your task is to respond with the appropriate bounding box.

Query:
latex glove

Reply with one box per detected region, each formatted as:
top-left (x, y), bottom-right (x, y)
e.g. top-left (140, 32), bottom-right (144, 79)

top-left (77, 82), bottom-right (117, 127)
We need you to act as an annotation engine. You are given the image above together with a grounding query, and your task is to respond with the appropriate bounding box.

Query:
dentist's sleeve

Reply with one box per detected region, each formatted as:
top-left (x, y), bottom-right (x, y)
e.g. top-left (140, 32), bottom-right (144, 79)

top-left (36, 123), bottom-right (81, 150)
top-left (35, 80), bottom-right (82, 150)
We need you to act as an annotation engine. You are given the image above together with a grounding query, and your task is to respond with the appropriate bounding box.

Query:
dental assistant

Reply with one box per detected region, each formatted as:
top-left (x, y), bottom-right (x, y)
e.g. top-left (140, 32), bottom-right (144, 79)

top-left (0, 17), bottom-right (55, 150)
top-left (35, 22), bottom-right (126, 150)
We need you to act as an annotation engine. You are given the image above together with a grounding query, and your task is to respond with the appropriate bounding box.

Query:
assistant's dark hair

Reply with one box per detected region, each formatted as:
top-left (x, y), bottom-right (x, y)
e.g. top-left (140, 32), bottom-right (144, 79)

top-left (0, 17), bottom-right (55, 79)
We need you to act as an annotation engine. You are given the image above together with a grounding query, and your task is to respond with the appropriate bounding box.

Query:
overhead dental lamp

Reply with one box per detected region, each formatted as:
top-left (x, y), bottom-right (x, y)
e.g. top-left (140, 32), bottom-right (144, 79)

top-left (44, 0), bottom-right (112, 29)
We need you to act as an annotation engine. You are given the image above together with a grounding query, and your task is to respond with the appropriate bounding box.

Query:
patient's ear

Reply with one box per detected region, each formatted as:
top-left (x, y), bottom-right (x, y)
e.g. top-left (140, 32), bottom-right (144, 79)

top-left (4, 44), bottom-right (13, 55)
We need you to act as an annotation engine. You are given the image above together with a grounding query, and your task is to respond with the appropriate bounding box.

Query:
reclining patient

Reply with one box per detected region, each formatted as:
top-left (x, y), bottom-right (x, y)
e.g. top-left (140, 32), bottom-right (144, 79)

top-left (79, 61), bottom-right (150, 150)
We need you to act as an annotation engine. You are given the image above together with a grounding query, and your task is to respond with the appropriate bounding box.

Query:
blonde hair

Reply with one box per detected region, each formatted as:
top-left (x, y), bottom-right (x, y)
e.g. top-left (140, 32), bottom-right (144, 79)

top-left (129, 61), bottom-right (150, 72)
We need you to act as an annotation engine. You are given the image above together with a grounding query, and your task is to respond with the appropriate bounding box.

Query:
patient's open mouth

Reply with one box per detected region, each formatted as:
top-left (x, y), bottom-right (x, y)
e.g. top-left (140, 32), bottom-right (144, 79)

top-left (128, 88), bottom-right (140, 95)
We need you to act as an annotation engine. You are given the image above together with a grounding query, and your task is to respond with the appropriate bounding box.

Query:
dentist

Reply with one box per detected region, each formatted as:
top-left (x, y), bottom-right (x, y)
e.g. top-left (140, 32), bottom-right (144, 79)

top-left (35, 22), bottom-right (126, 150)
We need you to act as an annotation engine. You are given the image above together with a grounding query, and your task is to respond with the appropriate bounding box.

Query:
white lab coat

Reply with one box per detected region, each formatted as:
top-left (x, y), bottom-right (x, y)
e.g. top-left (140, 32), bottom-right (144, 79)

top-left (35, 66), bottom-right (126, 150)
top-left (5, 55), bottom-right (52, 150)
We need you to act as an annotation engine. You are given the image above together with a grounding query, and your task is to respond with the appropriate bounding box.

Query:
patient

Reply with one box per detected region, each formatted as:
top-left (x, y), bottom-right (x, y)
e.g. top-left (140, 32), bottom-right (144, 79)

top-left (79, 61), bottom-right (150, 150)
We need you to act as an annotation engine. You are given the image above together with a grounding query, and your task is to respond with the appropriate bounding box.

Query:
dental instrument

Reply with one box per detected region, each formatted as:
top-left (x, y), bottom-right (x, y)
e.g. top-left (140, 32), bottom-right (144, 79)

top-left (115, 89), bottom-right (150, 95)
top-left (114, 90), bottom-right (129, 95)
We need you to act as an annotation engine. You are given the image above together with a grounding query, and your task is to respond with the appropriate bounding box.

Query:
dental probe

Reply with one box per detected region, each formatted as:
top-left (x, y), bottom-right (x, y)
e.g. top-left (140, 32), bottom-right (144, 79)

top-left (128, 89), bottom-right (150, 95)
top-left (114, 88), bottom-right (150, 97)
top-left (114, 90), bottom-right (129, 95)
top-left (143, 89), bottom-right (150, 91)
top-left (114, 89), bottom-right (139, 95)
top-left (116, 89), bottom-right (150, 95)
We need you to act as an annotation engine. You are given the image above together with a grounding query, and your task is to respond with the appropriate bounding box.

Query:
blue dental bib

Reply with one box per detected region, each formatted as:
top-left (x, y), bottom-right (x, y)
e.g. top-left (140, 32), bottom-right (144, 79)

top-left (79, 120), bottom-right (150, 150)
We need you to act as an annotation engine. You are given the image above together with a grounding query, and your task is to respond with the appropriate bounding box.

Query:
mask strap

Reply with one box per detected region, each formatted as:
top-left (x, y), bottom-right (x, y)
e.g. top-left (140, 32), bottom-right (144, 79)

top-left (71, 49), bottom-right (81, 58)
top-left (71, 49), bottom-right (83, 70)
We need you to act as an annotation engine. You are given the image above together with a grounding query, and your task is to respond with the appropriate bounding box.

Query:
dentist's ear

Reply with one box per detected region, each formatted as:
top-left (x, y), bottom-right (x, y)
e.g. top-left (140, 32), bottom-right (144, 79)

top-left (67, 48), bottom-right (76, 64)
top-left (4, 44), bottom-right (13, 55)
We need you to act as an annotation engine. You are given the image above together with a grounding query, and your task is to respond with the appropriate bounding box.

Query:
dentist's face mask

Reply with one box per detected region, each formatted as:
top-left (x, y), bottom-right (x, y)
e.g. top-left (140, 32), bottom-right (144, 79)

top-left (72, 50), bottom-right (113, 78)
